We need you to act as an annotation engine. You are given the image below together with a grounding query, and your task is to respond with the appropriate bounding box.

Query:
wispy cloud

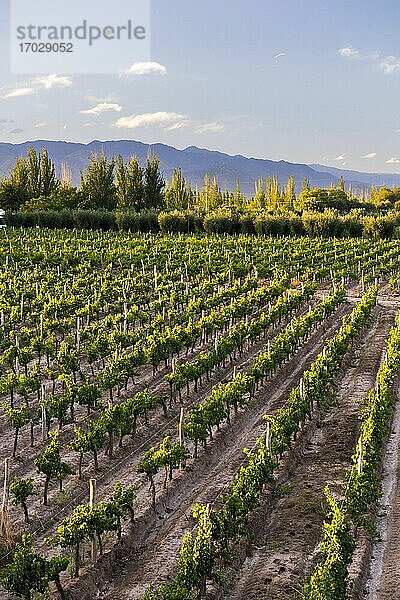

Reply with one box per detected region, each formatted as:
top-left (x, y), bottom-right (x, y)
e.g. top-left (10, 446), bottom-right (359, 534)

top-left (120, 61), bottom-right (167, 77)
top-left (80, 102), bottom-right (122, 115)
top-left (194, 122), bottom-right (225, 134)
top-left (114, 111), bottom-right (226, 135)
top-left (164, 119), bottom-right (192, 132)
top-left (3, 87), bottom-right (35, 99)
top-left (338, 46), bottom-right (400, 75)
top-left (1, 74), bottom-right (72, 99)
top-left (115, 111), bottom-right (185, 129)
top-left (335, 154), bottom-right (345, 161)
top-left (379, 56), bottom-right (400, 75)
top-left (34, 74), bottom-right (72, 90)
top-left (338, 47), bottom-right (362, 60)
top-left (10, 128), bottom-right (23, 134)
top-left (362, 152), bottom-right (377, 159)
top-left (34, 122), bottom-right (47, 129)
top-left (273, 52), bottom-right (285, 62)
top-left (386, 157), bottom-right (400, 164)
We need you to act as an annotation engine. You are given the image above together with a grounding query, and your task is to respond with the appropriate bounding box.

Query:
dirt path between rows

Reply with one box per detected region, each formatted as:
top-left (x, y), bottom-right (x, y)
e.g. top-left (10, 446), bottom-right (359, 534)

top-left (1, 294), bottom-right (318, 553)
top-left (363, 378), bottom-right (400, 599)
top-left (75, 303), bottom-right (353, 600)
top-left (218, 303), bottom-right (395, 600)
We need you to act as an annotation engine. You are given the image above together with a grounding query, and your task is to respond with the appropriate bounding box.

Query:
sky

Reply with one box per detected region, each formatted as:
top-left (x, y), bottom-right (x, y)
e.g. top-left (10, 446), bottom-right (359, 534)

top-left (0, 0), bottom-right (400, 173)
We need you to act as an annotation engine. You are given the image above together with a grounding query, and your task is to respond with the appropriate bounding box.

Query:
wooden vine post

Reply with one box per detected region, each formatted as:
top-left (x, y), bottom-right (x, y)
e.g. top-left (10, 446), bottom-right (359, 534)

top-left (265, 421), bottom-right (272, 455)
top-left (357, 437), bottom-right (363, 475)
top-left (178, 408), bottom-right (186, 469)
top-left (0, 458), bottom-right (13, 547)
top-left (90, 478), bottom-right (97, 563)
top-left (41, 384), bottom-right (47, 443)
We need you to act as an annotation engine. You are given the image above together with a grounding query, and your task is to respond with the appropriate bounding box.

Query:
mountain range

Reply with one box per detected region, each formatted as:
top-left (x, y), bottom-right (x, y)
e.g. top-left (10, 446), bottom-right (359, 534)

top-left (0, 139), bottom-right (399, 196)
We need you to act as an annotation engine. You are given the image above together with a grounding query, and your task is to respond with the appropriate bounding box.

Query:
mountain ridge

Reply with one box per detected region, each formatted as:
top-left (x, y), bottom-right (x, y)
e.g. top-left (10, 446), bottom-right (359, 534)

top-left (0, 139), bottom-right (398, 195)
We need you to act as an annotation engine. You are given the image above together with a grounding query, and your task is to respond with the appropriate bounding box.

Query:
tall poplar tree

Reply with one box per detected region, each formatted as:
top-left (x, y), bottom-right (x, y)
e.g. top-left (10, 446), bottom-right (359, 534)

top-left (115, 155), bottom-right (144, 209)
top-left (80, 152), bottom-right (117, 210)
top-left (143, 154), bottom-right (165, 209)
top-left (165, 168), bottom-right (191, 209)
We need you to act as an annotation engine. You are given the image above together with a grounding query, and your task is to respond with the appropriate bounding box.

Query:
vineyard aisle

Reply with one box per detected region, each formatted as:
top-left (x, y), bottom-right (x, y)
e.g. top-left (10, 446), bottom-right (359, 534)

top-left (1, 231), bottom-right (400, 600)
top-left (364, 368), bottom-right (400, 599)
top-left (94, 303), bottom-right (352, 599)
top-left (219, 302), bottom-right (396, 600)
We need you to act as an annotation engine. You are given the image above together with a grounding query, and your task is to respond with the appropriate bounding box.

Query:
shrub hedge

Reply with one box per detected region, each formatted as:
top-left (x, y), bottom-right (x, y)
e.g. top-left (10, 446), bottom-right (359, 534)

top-left (3, 209), bottom-right (399, 239)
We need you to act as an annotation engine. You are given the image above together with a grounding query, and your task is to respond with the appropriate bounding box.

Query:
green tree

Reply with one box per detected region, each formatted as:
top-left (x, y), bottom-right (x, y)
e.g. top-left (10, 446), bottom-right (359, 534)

top-left (0, 158), bottom-right (30, 210)
top-left (80, 152), bottom-right (117, 210)
top-left (22, 186), bottom-right (83, 212)
top-left (283, 176), bottom-right (296, 211)
top-left (27, 147), bottom-right (41, 199)
top-left (234, 178), bottom-right (246, 209)
top-left (27, 147), bottom-right (59, 198)
top-left (266, 176), bottom-right (281, 211)
top-left (143, 154), bottom-right (165, 209)
top-left (370, 185), bottom-right (400, 206)
top-left (165, 168), bottom-right (191, 210)
top-left (115, 155), bottom-right (144, 209)
top-left (251, 178), bottom-right (266, 210)
top-left (0, 147), bottom-right (59, 210)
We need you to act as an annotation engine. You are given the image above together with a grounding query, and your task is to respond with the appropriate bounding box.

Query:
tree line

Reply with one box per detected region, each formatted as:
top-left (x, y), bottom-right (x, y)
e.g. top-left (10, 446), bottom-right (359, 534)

top-left (1, 146), bottom-right (400, 215)
top-left (0, 148), bottom-right (164, 212)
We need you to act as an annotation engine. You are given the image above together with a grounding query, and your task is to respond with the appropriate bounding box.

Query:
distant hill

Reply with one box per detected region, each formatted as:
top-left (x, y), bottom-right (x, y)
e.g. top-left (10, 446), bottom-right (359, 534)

top-left (0, 139), bottom-right (398, 196)
top-left (309, 163), bottom-right (400, 189)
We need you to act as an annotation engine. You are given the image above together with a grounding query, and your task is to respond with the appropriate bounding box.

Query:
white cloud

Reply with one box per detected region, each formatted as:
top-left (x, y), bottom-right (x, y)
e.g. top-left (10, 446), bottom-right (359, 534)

top-left (115, 111), bottom-right (185, 129)
top-left (114, 110), bottom-right (226, 135)
top-left (3, 87), bottom-right (35, 98)
top-left (34, 122), bottom-right (47, 128)
top-left (163, 120), bottom-right (226, 134)
top-left (379, 56), bottom-right (400, 75)
top-left (362, 152), bottom-right (377, 159)
top-left (194, 122), bottom-right (225, 134)
top-left (33, 74), bottom-right (72, 89)
top-left (164, 120), bottom-right (192, 132)
top-left (386, 157), bottom-right (400, 164)
top-left (335, 154), bottom-right (345, 161)
top-left (1, 73), bottom-right (72, 99)
top-left (80, 102), bottom-right (122, 115)
top-left (338, 46), bottom-right (400, 76)
top-left (120, 61), bottom-right (167, 77)
top-left (338, 47), bottom-right (362, 60)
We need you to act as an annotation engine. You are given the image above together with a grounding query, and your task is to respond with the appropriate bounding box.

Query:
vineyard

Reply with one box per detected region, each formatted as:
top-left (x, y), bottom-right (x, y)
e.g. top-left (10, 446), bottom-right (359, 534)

top-left (0, 228), bottom-right (400, 599)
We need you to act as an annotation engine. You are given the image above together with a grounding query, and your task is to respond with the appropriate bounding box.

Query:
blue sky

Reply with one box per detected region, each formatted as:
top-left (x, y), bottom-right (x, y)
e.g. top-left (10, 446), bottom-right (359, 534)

top-left (0, 0), bottom-right (400, 172)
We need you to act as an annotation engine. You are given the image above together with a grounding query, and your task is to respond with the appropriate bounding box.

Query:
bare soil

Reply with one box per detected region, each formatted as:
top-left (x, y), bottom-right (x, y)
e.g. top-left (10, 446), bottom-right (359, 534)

top-left (3, 287), bottom-right (398, 600)
top-left (362, 378), bottom-right (400, 600)
top-left (217, 302), bottom-right (396, 600)
top-left (76, 301), bottom-right (354, 600)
